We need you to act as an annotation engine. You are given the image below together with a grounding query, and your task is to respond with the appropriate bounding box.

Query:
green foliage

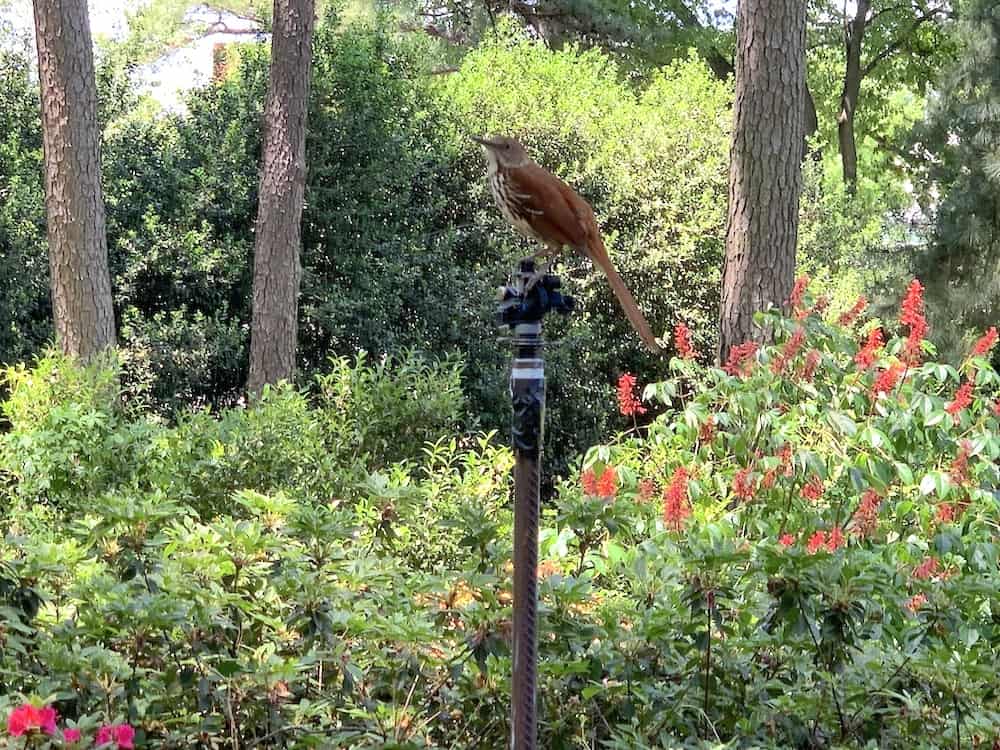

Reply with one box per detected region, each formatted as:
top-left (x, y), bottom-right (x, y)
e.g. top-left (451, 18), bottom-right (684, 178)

top-left (3, 284), bottom-right (1000, 747)
top-left (909, 0), bottom-right (1000, 359)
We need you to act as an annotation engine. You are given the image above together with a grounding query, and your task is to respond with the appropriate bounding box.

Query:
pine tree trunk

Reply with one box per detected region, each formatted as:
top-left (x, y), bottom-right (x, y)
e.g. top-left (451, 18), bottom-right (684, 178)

top-left (32, 0), bottom-right (116, 361)
top-left (247, 0), bottom-right (316, 396)
top-left (718, 0), bottom-right (806, 363)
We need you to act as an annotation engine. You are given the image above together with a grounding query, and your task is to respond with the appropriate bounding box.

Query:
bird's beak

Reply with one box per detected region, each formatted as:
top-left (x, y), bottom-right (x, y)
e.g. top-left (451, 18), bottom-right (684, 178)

top-left (471, 135), bottom-right (502, 149)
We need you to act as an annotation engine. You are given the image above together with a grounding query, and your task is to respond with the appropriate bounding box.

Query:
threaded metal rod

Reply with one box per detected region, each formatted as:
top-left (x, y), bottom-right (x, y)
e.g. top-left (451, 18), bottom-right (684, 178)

top-left (509, 321), bottom-right (543, 750)
top-left (511, 452), bottom-right (540, 750)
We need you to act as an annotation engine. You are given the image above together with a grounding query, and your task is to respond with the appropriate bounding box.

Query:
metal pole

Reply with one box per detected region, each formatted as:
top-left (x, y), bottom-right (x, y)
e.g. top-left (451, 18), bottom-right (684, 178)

top-left (510, 320), bottom-right (543, 750)
top-left (496, 259), bottom-right (573, 750)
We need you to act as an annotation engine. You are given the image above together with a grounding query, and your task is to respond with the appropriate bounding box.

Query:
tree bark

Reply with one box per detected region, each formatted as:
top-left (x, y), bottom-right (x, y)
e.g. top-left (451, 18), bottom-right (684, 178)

top-left (32, 0), bottom-right (116, 362)
top-left (718, 0), bottom-right (806, 363)
top-left (247, 0), bottom-right (315, 396)
top-left (837, 0), bottom-right (870, 187)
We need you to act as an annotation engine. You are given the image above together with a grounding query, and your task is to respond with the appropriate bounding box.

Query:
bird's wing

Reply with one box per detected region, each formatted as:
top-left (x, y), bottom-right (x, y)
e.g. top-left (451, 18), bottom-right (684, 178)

top-left (505, 164), bottom-right (589, 249)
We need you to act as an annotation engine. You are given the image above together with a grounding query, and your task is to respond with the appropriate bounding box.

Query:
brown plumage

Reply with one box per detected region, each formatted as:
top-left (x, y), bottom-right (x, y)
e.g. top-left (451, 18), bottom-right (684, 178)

top-left (473, 135), bottom-right (662, 353)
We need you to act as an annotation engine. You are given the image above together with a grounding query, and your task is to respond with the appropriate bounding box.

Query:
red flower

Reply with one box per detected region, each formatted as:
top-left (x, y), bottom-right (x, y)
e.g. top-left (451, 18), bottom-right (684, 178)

top-left (936, 503), bottom-right (955, 524)
top-left (63, 728), bottom-right (82, 744)
top-left (850, 489), bottom-right (882, 538)
top-left (762, 467), bottom-right (778, 489)
top-left (800, 349), bottom-right (821, 382)
top-left (6, 704), bottom-right (57, 737)
top-left (674, 322), bottom-right (695, 359)
top-left (662, 466), bottom-right (691, 532)
top-left (787, 275), bottom-right (810, 316)
top-left (97, 724), bottom-right (135, 749)
top-left (970, 326), bottom-right (998, 358)
top-left (905, 593), bottom-right (928, 613)
top-left (779, 533), bottom-right (796, 547)
top-left (732, 468), bottom-right (756, 501)
top-left (854, 327), bottom-right (884, 369)
top-left (778, 443), bottom-right (794, 477)
top-left (912, 556), bottom-right (940, 580)
top-left (950, 440), bottom-right (972, 485)
top-left (801, 476), bottom-right (824, 502)
top-left (638, 478), bottom-right (656, 501)
top-left (617, 373), bottom-right (647, 416)
top-left (826, 526), bottom-right (845, 552)
top-left (872, 362), bottom-right (904, 397)
top-left (771, 327), bottom-right (806, 375)
top-left (838, 295), bottom-right (868, 326)
top-left (723, 341), bottom-right (759, 377)
top-left (899, 279), bottom-right (928, 364)
top-left (806, 530), bottom-right (826, 554)
top-left (945, 380), bottom-right (974, 416)
top-left (699, 415), bottom-right (716, 443)
top-left (581, 468), bottom-right (599, 496)
top-left (994, 399), bottom-right (1000, 417)
top-left (807, 295), bottom-right (830, 318)
top-left (596, 466), bottom-right (618, 498)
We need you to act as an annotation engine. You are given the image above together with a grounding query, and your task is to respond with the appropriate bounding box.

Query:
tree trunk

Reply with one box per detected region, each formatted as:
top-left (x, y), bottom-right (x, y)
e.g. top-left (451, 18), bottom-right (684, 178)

top-left (718, 0), bottom-right (806, 363)
top-left (32, 0), bottom-right (116, 361)
top-left (247, 0), bottom-right (316, 396)
top-left (837, 0), bottom-right (870, 187)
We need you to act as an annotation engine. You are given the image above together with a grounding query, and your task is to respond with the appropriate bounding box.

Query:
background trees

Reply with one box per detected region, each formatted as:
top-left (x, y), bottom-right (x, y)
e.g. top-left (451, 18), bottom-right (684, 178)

top-left (247, 0), bottom-right (315, 394)
top-left (31, 0), bottom-right (116, 361)
top-left (718, 0), bottom-right (806, 361)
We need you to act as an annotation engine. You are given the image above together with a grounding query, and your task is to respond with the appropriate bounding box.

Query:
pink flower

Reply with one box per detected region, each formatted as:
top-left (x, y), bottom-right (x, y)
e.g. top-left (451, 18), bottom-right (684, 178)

top-left (905, 593), bottom-right (927, 613)
top-left (616, 373), bottom-right (647, 416)
top-left (778, 533), bottom-right (795, 547)
top-left (800, 349), bottom-right (821, 382)
top-left (850, 489), bottom-right (882, 538)
top-left (951, 440), bottom-right (972, 486)
top-left (63, 728), bottom-right (82, 743)
top-left (912, 556), bottom-right (940, 581)
top-left (800, 476), bottom-right (824, 502)
top-left (7, 704), bottom-right (57, 737)
top-left (787, 275), bottom-right (810, 316)
top-left (699, 415), bottom-right (716, 443)
top-left (732, 468), bottom-right (756, 501)
top-left (825, 526), bottom-right (845, 552)
top-left (581, 468), bottom-right (598, 496)
top-left (97, 723), bottom-right (135, 749)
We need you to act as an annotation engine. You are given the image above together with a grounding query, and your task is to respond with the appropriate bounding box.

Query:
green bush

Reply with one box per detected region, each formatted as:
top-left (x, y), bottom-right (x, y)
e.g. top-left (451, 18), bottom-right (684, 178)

top-left (3, 280), bottom-right (999, 748)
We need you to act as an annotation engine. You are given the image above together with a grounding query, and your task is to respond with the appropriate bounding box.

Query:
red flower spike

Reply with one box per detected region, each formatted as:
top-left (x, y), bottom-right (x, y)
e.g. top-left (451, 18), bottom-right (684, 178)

top-left (779, 533), bottom-right (796, 547)
top-left (806, 530), bottom-right (826, 555)
top-left (899, 279), bottom-right (928, 364)
top-left (905, 593), bottom-right (928, 613)
top-left (581, 468), bottom-right (599, 496)
top-left (637, 478), bottom-right (656, 501)
top-left (699, 415), bottom-right (716, 443)
top-left (936, 503), bottom-right (955, 524)
top-left (838, 295), bottom-right (868, 326)
top-left (872, 362), bottom-right (904, 397)
top-left (912, 556), bottom-right (940, 580)
top-left (762, 467), bottom-right (778, 489)
top-left (950, 441), bottom-right (972, 485)
top-left (800, 349), bottom-right (821, 382)
top-left (723, 341), bottom-right (759, 377)
top-left (854, 327), bottom-right (884, 369)
top-left (801, 476), bottom-right (824, 502)
top-left (662, 466), bottom-right (691, 532)
top-left (788, 275), bottom-right (810, 316)
top-left (732, 468), bottom-right (756, 501)
top-left (826, 526), bottom-right (846, 552)
top-left (771, 327), bottom-right (806, 375)
top-left (674, 322), bottom-right (695, 359)
top-left (778, 443), bottom-right (794, 477)
top-left (808, 295), bottom-right (830, 318)
top-left (970, 326), bottom-right (998, 358)
top-left (850, 489), bottom-right (882, 538)
top-left (596, 466), bottom-right (618, 498)
top-left (617, 373), bottom-right (647, 416)
top-left (945, 380), bottom-right (974, 416)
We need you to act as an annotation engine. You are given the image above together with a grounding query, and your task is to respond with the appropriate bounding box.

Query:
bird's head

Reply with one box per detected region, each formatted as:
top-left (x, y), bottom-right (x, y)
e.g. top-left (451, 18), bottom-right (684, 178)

top-left (472, 135), bottom-right (530, 169)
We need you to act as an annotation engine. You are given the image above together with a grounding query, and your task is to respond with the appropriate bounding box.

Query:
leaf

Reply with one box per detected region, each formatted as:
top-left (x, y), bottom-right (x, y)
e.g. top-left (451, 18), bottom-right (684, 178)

top-left (827, 411), bottom-right (858, 437)
top-left (894, 462), bottom-right (914, 486)
top-left (919, 473), bottom-right (937, 496)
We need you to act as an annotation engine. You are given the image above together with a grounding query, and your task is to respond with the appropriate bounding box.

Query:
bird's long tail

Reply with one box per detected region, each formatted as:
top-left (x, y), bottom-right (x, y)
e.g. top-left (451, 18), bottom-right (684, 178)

top-left (587, 239), bottom-right (662, 354)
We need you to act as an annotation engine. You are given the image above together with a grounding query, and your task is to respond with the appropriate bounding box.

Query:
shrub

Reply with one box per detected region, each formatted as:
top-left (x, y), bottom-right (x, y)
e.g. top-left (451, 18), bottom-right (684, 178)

top-left (3, 281), bottom-right (999, 748)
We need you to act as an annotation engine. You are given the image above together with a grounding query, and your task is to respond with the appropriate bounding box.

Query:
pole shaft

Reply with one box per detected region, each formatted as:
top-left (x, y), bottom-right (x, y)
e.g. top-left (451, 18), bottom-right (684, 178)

top-left (510, 322), bottom-right (543, 750)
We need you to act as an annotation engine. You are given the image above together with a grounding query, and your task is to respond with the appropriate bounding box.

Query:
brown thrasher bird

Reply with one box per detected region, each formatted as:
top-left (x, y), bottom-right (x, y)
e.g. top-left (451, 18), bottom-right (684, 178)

top-left (473, 135), bottom-right (662, 353)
